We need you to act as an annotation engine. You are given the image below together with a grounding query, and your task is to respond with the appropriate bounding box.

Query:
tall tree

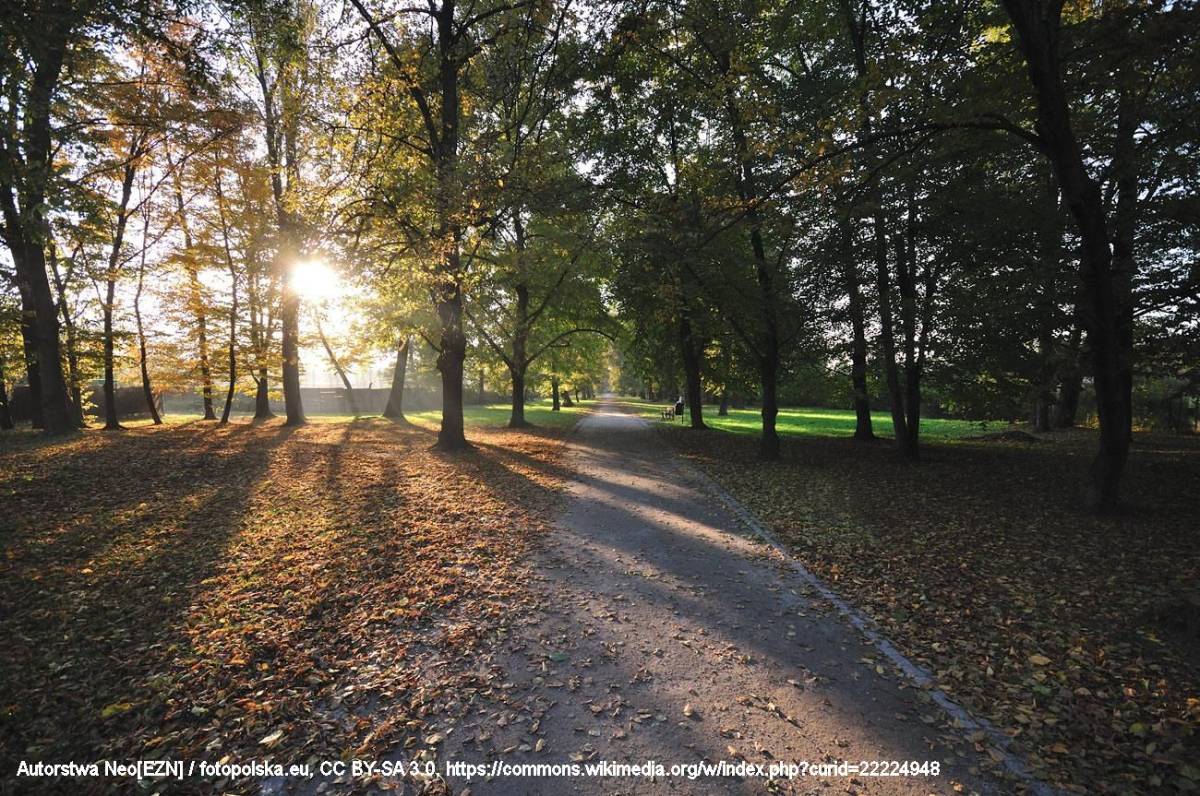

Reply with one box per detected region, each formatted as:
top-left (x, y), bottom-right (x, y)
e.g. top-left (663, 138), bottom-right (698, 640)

top-left (0, 0), bottom-right (90, 434)
top-left (347, 0), bottom-right (544, 450)
top-left (999, 0), bottom-right (1138, 509)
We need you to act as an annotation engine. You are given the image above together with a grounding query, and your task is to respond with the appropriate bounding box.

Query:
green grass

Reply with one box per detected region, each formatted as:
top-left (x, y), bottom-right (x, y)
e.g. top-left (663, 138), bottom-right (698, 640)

top-left (409, 398), bottom-right (593, 431)
top-left (621, 398), bottom-right (1002, 440)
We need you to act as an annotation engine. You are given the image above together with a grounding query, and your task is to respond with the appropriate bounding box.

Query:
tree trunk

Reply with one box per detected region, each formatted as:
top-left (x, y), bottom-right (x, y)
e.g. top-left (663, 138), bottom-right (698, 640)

top-left (247, 281), bottom-right (275, 420)
top-left (214, 164), bottom-right (238, 425)
top-left (383, 336), bottom-right (410, 420)
top-left (509, 365), bottom-right (528, 427)
top-left (1054, 322), bottom-right (1083, 428)
top-left (254, 369), bottom-right (273, 419)
top-left (251, 45), bottom-right (305, 428)
top-left (191, 265), bottom-right (217, 421)
top-left (430, 0), bottom-right (468, 452)
top-left (508, 316), bottom-right (530, 428)
top-left (0, 362), bottom-right (12, 430)
top-left (101, 157), bottom-right (137, 431)
top-left (48, 245), bottom-right (84, 426)
top-left (434, 289), bottom-right (468, 449)
top-left (840, 0), bottom-right (878, 443)
top-left (679, 309), bottom-right (706, 429)
top-left (551, 376), bottom-right (561, 411)
top-left (169, 152), bottom-right (217, 421)
top-left (561, 387), bottom-right (574, 408)
top-left (758, 352), bottom-right (780, 458)
top-left (0, 37), bottom-right (73, 435)
top-left (1031, 179), bottom-right (1063, 433)
top-left (503, 272), bottom-right (533, 428)
top-left (895, 187), bottom-right (922, 459)
top-left (279, 271), bottom-right (305, 425)
top-left (317, 318), bottom-right (357, 416)
top-left (842, 222), bottom-right (875, 440)
top-left (17, 290), bottom-right (45, 428)
top-left (134, 247), bottom-right (162, 425)
top-left (1003, 0), bottom-right (1133, 511)
top-left (477, 369), bottom-right (485, 405)
top-left (873, 208), bottom-right (911, 457)
top-left (102, 270), bottom-right (120, 430)
top-left (719, 49), bottom-right (780, 459)
top-left (220, 275), bottom-right (237, 425)
top-left (19, 259), bottom-right (71, 433)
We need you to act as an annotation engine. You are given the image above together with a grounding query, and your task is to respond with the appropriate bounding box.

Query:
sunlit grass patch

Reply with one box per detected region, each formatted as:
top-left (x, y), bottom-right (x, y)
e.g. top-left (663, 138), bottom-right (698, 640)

top-left (409, 398), bottom-right (592, 432)
top-left (619, 397), bottom-right (1001, 439)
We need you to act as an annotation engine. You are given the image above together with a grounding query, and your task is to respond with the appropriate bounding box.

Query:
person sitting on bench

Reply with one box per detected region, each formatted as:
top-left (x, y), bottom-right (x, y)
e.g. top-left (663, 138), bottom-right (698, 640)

top-left (674, 396), bottom-right (685, 419)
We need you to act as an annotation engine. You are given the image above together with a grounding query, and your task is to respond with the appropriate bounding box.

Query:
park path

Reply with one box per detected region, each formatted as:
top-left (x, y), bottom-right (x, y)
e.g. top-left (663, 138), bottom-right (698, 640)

top-left (438, 401), bottom-right (1009, 795)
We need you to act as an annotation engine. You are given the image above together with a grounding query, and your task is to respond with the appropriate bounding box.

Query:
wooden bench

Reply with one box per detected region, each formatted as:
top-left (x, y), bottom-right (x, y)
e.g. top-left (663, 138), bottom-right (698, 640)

top-left (661, 407), bottom-right (674, 421)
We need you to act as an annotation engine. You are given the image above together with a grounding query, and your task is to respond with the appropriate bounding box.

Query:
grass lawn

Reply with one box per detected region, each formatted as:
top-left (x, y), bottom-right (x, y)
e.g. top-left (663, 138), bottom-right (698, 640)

top-left (646, 405), bottom-right (1200, 793)
top-left (623, 398), bottom-right (1003, 439)
top-left (0, 416), bottom-right (576, 786)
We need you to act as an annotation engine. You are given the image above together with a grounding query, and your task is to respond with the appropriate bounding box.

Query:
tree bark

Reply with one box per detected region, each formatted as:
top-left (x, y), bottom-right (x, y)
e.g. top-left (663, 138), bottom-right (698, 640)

top-left (508, 365), bottom-right (528, 427)
top-left (0, 361), bottom-right (12, 430)
top-left (247, 271), bottom-right (276, 420)
top-left (430, 1), bottom-right (468, 452)
top-left (14, 243), bottom-right (72, 432)
top-left (1054, 321), bottom-right (1083, 428)
top-left (679, 307), bottom-right (706, 429)
top-left (48, 245), bottom-right (84, 426)
top-left (894, 186), bottom-right (922, 459)
top-left (134, 242), bottom-right (162, 425)
top-left (254, 370), bottom-right (273, 419)
top-left (280, 285), bottom-right (305, 425)
top-left (0, 31), bottom-right (73, 435)
top-left (383, 336), bottom-right (410, 420)
top-left (102, 265), bottom-right (120, 430)
top-left (872, 208), bottom-right (910, 456)
top-left (1030, 176), bottom-right (1064, 432)
top-left (16, 287), bottom-right (44, 428)
top-left (841, 220), bottom-right (875, 440)
top-left (840, 0), bottom-right (878, 443)
top-left (1003, 0), bottom-right (1134, 511)
top-left (102, 155), bottom-right (138, 431)
top-left (434, 288), bottom-right (468, 448)
top-left (191, 265), bottom-right (217, 421)
top-left (551, 375), bottom-right (561, 411)
top-left (214, 165), bottom-right (238, 425)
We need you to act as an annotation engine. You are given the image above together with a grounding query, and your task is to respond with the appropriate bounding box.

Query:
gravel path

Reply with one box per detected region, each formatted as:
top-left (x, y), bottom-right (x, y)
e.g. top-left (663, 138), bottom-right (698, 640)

top-left (439, 402), bottom-right (1013, 795)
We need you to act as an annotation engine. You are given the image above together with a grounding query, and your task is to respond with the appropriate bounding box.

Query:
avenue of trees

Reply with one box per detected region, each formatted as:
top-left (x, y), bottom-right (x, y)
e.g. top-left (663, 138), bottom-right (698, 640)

top-left (1, 0), bottom-right (1197, 511)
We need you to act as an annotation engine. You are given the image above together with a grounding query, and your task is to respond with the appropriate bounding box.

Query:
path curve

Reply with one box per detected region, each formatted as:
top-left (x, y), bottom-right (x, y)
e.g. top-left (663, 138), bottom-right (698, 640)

top-left (440, 401), bottom-right (1012, 795)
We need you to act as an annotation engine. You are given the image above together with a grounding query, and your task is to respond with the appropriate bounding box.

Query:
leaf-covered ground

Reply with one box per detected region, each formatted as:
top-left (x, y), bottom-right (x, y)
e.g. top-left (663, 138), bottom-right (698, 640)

top-left (0, 413), bottom-right (576, 794)
top-left (650, 406), bottom-right (1199, 793)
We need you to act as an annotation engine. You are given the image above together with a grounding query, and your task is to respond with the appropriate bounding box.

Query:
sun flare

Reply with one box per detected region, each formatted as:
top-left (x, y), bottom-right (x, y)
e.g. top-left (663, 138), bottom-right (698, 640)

top-left (289, 259), bottom-right (341, 303)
